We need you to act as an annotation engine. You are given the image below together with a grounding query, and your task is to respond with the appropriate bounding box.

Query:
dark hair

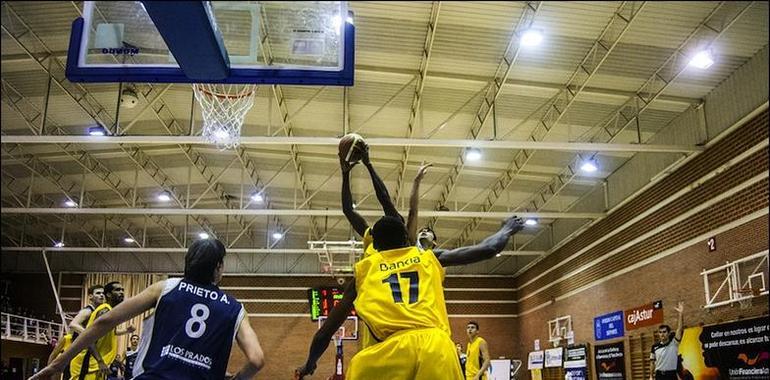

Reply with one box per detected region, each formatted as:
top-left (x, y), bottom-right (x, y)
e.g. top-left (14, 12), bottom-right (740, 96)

top-left (419, 227), bottom-right (437, 242)
top-left (371, 216), bottom-right (409, 251)
top-left (659, 324), bottom-right (672, 333)
top-left (88, 285), bottom-right (103, 295)
top-left (130, 334), bottom-right (139, 340)
top-left (468, 320), bottom-right (479, 330)
top-left (184, 239), bottom-right (226, 284)
top-left (104, 281), bottom-right (121, 294)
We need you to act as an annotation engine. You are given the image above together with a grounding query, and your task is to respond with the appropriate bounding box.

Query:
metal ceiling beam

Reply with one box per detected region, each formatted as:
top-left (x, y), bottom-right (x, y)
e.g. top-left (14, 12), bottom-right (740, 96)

top-left (485, 1), bottom-right (754, 272)
top-left (0, 136), bottom-right (702, 153)
top-left (513, 1), bottom-right (752, 218)
top-left (0, 147), bottom-right (145, 251)
top-left (2, 207), bottom-right (604, 219)
top-left (393, 1), bottom-right (442, 202)
top-left (0, 61), bottom-right (701, 108)
top-left (430, 1), bottom-right (541, 227)
top-left (1, 79), bottom-right (182, 247)
top-left (0, 2), bottom-right (215, 243)
top-left (453, 1), bottom-right (647, 245)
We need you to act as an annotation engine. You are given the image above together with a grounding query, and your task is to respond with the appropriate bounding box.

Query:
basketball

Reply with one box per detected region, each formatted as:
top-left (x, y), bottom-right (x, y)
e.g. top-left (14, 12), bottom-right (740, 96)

top-left (338, 133), bottom-right (367, 164)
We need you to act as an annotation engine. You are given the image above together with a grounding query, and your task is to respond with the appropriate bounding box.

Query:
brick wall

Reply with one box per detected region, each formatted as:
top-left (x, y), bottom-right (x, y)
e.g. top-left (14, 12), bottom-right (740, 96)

top-left (512, 111), bottom-right (770, 379)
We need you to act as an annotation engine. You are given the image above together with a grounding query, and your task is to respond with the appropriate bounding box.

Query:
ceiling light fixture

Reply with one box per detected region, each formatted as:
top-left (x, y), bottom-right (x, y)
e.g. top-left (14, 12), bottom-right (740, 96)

top-left (124, 237), bottom-right (135, 243)
top-left (64, 199), bottom-right (77, 207)
top-left (465, 147), bottom-right (482, 161)
top-left (157, 191), bottom-right (171, 202)
top-left (521, 29), bottom-right (543, 46)
top-left (250, 192), bottom-right (264, 203)
top-left (580, 159), bottom-right (598, 173)
top-left (198, 232), bottom-right (210, 240)
top-left (88, 125), bottom-right (107, 136)
top-left (272, 232), bottom-right (284, 240)
top-left (525, 219), bottom-right (538, 226)
top-left (689, 50), bottom-right (714, 69)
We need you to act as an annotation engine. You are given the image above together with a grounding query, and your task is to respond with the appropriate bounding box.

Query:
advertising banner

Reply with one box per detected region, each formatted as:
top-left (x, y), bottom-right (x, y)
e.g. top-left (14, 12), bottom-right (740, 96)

top-left (544, 347), bottom-right (563, 368)
top-left (624, 300), bottom-right (663, 331)
top-left (564, 344), bottom-right (588, 380)
top-left (527, 350), bottom-right (544, 370)
top-left (678, 316), bottom-right (769, 379)
top-left (594, 310), bottom-right (624, 340)
top-left (594, 341), bottom-right (626, 380)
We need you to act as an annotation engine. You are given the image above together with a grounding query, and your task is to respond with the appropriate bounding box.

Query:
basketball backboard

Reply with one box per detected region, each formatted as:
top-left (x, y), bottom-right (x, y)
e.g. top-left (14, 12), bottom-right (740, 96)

top-left (66, 1), bottom-right (354, 85)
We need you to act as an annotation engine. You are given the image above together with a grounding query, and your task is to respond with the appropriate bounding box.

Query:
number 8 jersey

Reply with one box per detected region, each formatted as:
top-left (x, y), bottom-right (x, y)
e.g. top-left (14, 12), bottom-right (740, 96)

top-left (353, 246), bottom-right (451, 342)
top-left (133, 278), bottom-right (244, 379)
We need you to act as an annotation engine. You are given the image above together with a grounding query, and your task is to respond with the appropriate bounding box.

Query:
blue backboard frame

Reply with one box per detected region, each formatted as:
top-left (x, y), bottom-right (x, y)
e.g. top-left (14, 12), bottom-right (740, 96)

top-left (65, 16), bottom-right (355, 86)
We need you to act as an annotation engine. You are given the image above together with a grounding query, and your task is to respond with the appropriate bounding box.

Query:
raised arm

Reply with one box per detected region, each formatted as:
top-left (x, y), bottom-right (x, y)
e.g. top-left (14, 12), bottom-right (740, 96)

top-left (406, 162), bottom-right (431, 244)
top-left (674, 301), bottom-right (684, 341)
top-left (30, 282), bottom-right (164, 380)
top-left (361, 148), bottom-right (401, 219)
top-left (341, 158), bottom-right (368, 237)
top-left (296, 280), bottom-right (358, 379)
top-left (436, 216), bottom-right (524, 267)
top-left (68, 308), bottom-right (91, 335)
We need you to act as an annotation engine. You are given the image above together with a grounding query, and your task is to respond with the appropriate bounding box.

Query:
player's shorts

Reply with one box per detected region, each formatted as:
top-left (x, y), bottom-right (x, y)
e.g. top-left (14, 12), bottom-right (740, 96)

top-left (69, 371), bottom-right (106, 380)
top-left (347, 327), bottom-right (464, 380)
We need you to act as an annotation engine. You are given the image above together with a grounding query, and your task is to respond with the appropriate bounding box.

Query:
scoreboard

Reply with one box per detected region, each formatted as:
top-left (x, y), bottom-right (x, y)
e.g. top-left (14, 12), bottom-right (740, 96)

top-left (308, 287), bottom-right (356, 321)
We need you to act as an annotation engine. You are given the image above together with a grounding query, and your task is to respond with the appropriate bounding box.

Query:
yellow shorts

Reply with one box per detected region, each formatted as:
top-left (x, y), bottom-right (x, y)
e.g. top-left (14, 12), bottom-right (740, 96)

top-left (69, 372), bottom-right (105, 380)
top-left (347, 328), bottom-right (464, 380)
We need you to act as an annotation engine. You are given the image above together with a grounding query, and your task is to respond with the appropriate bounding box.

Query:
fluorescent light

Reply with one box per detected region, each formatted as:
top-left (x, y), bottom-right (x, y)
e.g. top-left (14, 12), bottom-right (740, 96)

top-left (157, 191), bottom-right (171, 202)
top-left (64, 200), bottom-right (77, 207)
top-left (689, 50), bottom-right (714, 69)
top-left (521, 29), bottom-right (543, 46)
top-left (580, 160), bottom-right (598, 173)
top-left (272, 232), bottom-right (283, 240)
top-left (88, 126), bottom-right (107, 136)
top-left (250, 193), bottom-right (263, 203)
top-left (465, 148), bottom-right (482, 161)
top-left (496, 253), bottom-right (502, 257)
top-left (123, 237), bottom-right (135, 243)
top-left (53, 241), bottom-right (65, 248)
top-left (525, 219), bottom-right (538, 226)
top-left (198, 232), bottom-right (210, 239)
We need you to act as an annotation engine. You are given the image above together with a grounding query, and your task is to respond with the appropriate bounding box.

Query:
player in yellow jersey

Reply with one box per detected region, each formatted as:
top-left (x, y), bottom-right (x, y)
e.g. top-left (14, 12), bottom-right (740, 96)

top-left (296, 215), bottom-right (525, 379)
top-left (339, 146), bottom-right (431, 258)
top-left (465, 321), bottom-right (491, 380)
top-left (69, 281), bottom-right (125, 380)
top-left (48, 333), bottom-right (73, 380)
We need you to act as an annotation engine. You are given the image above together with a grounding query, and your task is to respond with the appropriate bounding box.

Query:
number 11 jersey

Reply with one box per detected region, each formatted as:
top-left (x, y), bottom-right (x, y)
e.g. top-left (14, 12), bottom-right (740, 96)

top-left (133, 278), bottom-right (244, 379)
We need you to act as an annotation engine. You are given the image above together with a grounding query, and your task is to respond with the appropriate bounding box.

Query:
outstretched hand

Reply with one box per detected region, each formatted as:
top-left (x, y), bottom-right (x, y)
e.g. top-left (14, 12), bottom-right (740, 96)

top-left (674, 301), bottom-right (684, 314)
top-left (503, 216), bottom-right (525, 234)
top-left (27, 363), bottom-right (62, 380)
top-left (416, 161), bottom-right (432, 180)
top-left (339, 155), bottom-right (358, 174)
top-left (295, 363), bottom-right (316, 380)
top-left (360, 143), bottom-right (371, 166)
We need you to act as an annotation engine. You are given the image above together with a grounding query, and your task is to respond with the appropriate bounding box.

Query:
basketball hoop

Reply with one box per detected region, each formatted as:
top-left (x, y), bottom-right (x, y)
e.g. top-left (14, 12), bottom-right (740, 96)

top-left (193, 83), bottom-right (257, 150)
top-left (735, 288), bottom-right (759, 310)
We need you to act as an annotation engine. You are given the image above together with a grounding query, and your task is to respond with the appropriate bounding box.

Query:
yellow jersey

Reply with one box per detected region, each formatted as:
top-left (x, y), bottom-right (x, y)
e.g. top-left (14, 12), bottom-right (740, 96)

top-left (69, 303), bottom-right (117, 376)
top-left (466, 336), bottom-right (489, 380)
top-left (353, 246), bottom-right (450, 342)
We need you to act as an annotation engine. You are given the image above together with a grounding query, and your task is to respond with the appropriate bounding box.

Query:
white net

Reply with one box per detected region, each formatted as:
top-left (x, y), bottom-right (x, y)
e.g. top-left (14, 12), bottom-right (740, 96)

top-left (193, 83), bottom-right (257, 150)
